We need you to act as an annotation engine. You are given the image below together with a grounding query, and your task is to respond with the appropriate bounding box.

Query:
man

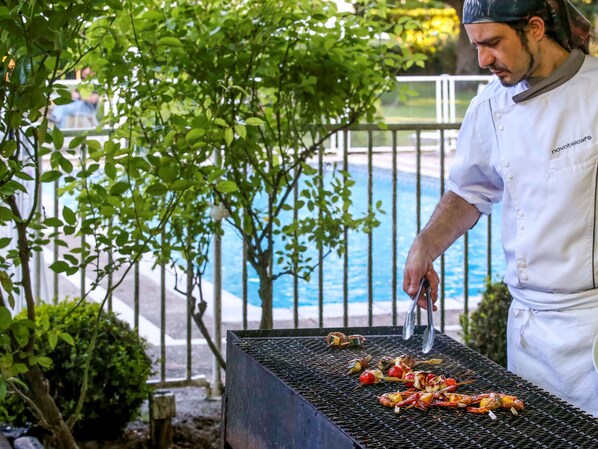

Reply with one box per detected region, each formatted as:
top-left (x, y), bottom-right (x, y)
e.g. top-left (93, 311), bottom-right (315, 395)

top-left (50, 67), bottom-right (100, 128)
top-left (402, 0), bottom-right (597, 416)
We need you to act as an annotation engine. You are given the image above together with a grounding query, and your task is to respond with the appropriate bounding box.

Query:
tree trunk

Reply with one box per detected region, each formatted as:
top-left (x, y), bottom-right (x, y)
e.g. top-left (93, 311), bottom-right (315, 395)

top-left (255, 264), bottom-right (274, 329)
top-left (455, 22), bottom-right (480, 74)
top-left (24, 362), bottom-right (80, 449)
top-left (443, 0), bottom-right (481, 75)
top-left (8, 195), bottom-right (80, 449)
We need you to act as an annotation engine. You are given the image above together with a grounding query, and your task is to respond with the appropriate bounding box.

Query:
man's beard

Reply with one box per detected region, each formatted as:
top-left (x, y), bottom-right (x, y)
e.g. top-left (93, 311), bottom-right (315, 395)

top-left (496, 38), bottom-right (536, 87)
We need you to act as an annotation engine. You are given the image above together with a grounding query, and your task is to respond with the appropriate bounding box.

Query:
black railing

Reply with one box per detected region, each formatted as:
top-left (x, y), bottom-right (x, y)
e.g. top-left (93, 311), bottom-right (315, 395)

top-left (32, 122), bottom-right (503, 393)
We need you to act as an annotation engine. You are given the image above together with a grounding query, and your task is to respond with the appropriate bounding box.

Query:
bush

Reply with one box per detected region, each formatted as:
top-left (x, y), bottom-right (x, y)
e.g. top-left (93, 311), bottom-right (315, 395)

top-left (460, 278), bottom-right (512, 367)
top-left (2, 300), bottom-right (153, 440)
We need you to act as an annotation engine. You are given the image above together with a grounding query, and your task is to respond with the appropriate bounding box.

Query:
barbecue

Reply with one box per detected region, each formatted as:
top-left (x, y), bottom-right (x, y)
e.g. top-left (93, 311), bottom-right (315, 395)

top-left (223, 326), bottom-right (598, 449)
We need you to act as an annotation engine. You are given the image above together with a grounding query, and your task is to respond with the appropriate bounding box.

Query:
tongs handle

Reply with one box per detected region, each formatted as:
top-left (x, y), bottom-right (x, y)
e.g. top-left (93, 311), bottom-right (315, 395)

top-left (422, 281), bottom-right (435, 354)
top-left (402, 277), bottom-right (429, 340)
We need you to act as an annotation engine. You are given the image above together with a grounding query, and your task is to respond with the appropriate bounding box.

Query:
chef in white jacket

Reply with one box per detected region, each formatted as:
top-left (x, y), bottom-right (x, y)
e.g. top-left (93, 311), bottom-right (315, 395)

top-left (403, 0), bottom-right (598, 416)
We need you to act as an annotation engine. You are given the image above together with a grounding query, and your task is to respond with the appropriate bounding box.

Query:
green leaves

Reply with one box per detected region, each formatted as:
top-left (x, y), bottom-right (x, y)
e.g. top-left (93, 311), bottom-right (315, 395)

top-left (36, 356), bottom-right (53, 368)
top-left (234, 124), bottom-right (246, 139)
top-left (460, 278), bottom-right (512, 368)
top-left (157, 165), bottom-right (177, 183)
top-left (62, 206), bottom-right (77, 225)
top-left (109, 181), bottom-right (130, 196)
top-left (51, 126), bottom-right (64, 150)
top-left (157, 36), bottom-right (183, 47)
top-left (146, 183), bottom-right (168, 196)
top-left (49, 261), bottom-right (70, 274)
top-left (215, 180), bottom-right (238, 193)
top-left (245, 117), bottom-right (264, 126)
top-left (224, 128), bottom-right (234, 146)
top-left (40, 171), bottom-right (62, 183)
top-left (0, 306), bottom-right (11, 330)
top-left (47, 329), bottom-right (75, 350)
top-left (70, 0), bottom-right (416, 332)
top-left (0, 207), bottom-right (16, 222)
top-left (0, 378), bottom-right (6, 401)
top-left (186, 128), bottom-right (204, 143)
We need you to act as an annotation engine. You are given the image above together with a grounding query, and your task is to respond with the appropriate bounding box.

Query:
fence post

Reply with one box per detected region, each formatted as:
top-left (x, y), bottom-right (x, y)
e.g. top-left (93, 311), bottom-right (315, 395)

top-left (149, 389), bottom-right (177, 449)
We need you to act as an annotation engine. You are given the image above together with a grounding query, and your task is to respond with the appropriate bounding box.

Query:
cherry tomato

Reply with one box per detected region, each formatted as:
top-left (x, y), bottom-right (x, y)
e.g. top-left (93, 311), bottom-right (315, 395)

top-left (426, 373), bottom-right (435, 384)
top-left (404, 372), bottom-right (415, 388)
top-left (445, 378), bottom-right (457, 389)
top-left (387, 365), bottom-right (404, 379)
top-left (359, 371), bottom-right (375, 385)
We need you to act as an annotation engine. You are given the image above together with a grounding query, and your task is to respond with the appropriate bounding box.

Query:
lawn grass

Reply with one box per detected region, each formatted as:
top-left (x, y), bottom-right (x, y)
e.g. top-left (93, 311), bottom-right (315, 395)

top-left (378, 79), bottom-right (482, 123)
top-left (325, 79), bottom-right (484, 149)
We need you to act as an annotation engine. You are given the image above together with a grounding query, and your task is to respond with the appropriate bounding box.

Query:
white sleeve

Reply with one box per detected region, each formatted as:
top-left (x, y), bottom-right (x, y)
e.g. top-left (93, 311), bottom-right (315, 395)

top-left (447, 97), bottom-right (504, 216)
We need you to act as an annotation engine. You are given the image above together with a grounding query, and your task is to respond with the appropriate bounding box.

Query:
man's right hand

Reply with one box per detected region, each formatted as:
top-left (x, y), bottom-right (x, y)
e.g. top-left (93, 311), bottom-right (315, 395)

top-left (403, 240), bottom-right (439, 310)
top-left (402, 191), bottom-right (481, 310)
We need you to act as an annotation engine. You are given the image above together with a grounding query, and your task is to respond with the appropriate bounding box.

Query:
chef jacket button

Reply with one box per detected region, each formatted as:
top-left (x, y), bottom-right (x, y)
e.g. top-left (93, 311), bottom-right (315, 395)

top-left (521, 273), bottom-right (528, 281)
top-left (503, 161), bottom-right (510, 168)
top-left (498, 125), bottom-right (504, 131)
top-left (517, 210), bottom-right (524, 218)
top-left (513, 309), bottom-right (520, 317)
top-left (519, 224), bottom-right (524, 230)
top-left (495, 112), bottom-right (502, 119)
top-left (506, 173), bottom-right (513, 180)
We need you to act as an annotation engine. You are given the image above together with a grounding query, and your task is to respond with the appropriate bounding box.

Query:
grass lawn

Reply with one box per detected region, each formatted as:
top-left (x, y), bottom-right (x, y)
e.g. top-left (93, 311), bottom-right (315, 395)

top-left (338, 79), bottom-right (482, 148)
top-left (378, 79), bottom-right (481, 123)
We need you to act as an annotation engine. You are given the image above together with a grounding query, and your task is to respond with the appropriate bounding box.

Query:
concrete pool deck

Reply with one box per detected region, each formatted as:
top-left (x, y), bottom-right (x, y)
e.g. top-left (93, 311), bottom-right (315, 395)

top-left (330, 144), bottom-right (457, 178)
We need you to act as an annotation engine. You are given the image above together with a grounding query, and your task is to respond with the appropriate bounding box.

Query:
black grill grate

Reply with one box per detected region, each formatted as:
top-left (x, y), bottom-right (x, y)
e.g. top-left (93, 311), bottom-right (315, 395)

top-left (227, 326), bottom-right (598, 449)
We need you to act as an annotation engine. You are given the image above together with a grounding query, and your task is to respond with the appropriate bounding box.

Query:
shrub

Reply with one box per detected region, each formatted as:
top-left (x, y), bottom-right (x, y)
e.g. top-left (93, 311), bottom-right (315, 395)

top-left (460, 278), bottom-right (512, 367)
top-left (2, 300), bottom-right (153, 440)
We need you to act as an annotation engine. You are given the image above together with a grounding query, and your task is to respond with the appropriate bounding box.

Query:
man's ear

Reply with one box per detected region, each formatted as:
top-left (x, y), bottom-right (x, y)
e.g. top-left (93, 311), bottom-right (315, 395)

top-left (527, 16), bottom-right (546, 42)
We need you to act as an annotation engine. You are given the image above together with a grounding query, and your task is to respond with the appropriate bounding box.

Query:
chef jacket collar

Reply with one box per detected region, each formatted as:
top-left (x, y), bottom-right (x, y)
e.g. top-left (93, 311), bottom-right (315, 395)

top-left (512, 48), bottom-right (585, 103)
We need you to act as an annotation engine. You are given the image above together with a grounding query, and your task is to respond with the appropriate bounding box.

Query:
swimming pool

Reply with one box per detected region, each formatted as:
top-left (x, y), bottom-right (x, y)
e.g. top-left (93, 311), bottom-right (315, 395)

top-left (210, 164), bottom-right (506, 308)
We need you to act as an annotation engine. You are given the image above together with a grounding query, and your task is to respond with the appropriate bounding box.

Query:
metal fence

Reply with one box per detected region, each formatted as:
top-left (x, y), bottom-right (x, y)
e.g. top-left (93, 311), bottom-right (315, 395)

top-left (9, 75), bottom-right (505, 395)
top-left (12, 121), bottom-right (506, 397)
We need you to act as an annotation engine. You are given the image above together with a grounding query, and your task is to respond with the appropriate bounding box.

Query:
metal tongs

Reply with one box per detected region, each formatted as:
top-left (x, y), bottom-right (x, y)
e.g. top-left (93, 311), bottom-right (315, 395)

top-left (402, 277), bottom-right (435, 354)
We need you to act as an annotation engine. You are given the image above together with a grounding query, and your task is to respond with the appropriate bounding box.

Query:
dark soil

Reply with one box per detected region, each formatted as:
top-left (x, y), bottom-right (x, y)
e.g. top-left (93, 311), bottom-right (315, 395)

top-left (89, 413), bottom-right (221, 449)
top-left (2, 387), bottom-right (223, 449)
top-left (90, 387), bottom-right (223, 449)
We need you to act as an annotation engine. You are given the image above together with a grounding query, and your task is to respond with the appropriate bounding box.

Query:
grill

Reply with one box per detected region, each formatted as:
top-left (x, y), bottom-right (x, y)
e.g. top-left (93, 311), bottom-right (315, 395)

top-left (223, 326), bottom-right (598, 449)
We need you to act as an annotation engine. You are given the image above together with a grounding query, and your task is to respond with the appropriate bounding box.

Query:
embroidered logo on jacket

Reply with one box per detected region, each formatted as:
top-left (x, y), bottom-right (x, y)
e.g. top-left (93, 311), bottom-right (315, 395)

top-left (552, 135), bottom-right (593, 155)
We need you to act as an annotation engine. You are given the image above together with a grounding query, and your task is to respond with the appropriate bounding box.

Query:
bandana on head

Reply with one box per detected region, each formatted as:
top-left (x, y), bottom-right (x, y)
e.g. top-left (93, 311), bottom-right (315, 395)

top-left (462, 0), bottom-right (591, 53)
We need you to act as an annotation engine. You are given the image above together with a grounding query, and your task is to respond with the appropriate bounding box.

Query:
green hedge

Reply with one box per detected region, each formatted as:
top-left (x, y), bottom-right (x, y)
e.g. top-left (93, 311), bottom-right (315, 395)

top-left (2, 300), bottom-right (153, 440)
top-left (460, 278), bottom-right (512, 367)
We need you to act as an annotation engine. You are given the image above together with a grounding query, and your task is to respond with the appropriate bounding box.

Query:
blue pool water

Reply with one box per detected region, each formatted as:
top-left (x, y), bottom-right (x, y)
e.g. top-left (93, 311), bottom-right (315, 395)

top-left (210, 165), bottom-right (506, 308)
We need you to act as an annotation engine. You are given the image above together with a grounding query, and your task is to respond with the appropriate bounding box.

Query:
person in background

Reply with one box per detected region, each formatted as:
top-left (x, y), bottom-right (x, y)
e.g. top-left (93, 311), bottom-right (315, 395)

top-left (402, 0), bottom-right (597, 416)
top-left (50, 66), bottom-right (99, 128)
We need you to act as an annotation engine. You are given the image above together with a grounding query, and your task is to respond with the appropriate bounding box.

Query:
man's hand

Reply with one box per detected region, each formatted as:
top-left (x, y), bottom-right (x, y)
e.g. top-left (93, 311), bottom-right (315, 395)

top-left (402, 191), bottom-right (481, 311)
top-left (403, 241), bottom-right (439, 310)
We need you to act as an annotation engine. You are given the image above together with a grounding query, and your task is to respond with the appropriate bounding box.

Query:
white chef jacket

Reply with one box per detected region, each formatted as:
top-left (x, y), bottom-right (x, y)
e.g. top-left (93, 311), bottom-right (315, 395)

top-left (447, 54), bottom-right (598, 416)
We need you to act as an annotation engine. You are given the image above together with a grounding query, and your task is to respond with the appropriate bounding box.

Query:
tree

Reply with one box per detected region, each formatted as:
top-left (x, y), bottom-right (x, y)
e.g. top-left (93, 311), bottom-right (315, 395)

top-left (353, 0), bottom-right (477, 74)
top-left (85, 0), bottom-right (427, 330)
top-left (440, 0), bottom-right (478, 74)
top-left (384, 5), bottom-right (461, 74)
top-left (0, 3), bottom-right (123, 448)
top-left (0, 1), bottom-right (182, 447)
top-left (572, 0), bottom-right (598, 21)
top-left (0, 2), bottom-right (425, 446)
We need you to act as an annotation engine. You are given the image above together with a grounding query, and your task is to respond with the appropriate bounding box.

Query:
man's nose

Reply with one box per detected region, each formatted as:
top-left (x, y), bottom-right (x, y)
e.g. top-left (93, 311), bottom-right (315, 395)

top-left (477, 47), bottom-right (494, 69)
